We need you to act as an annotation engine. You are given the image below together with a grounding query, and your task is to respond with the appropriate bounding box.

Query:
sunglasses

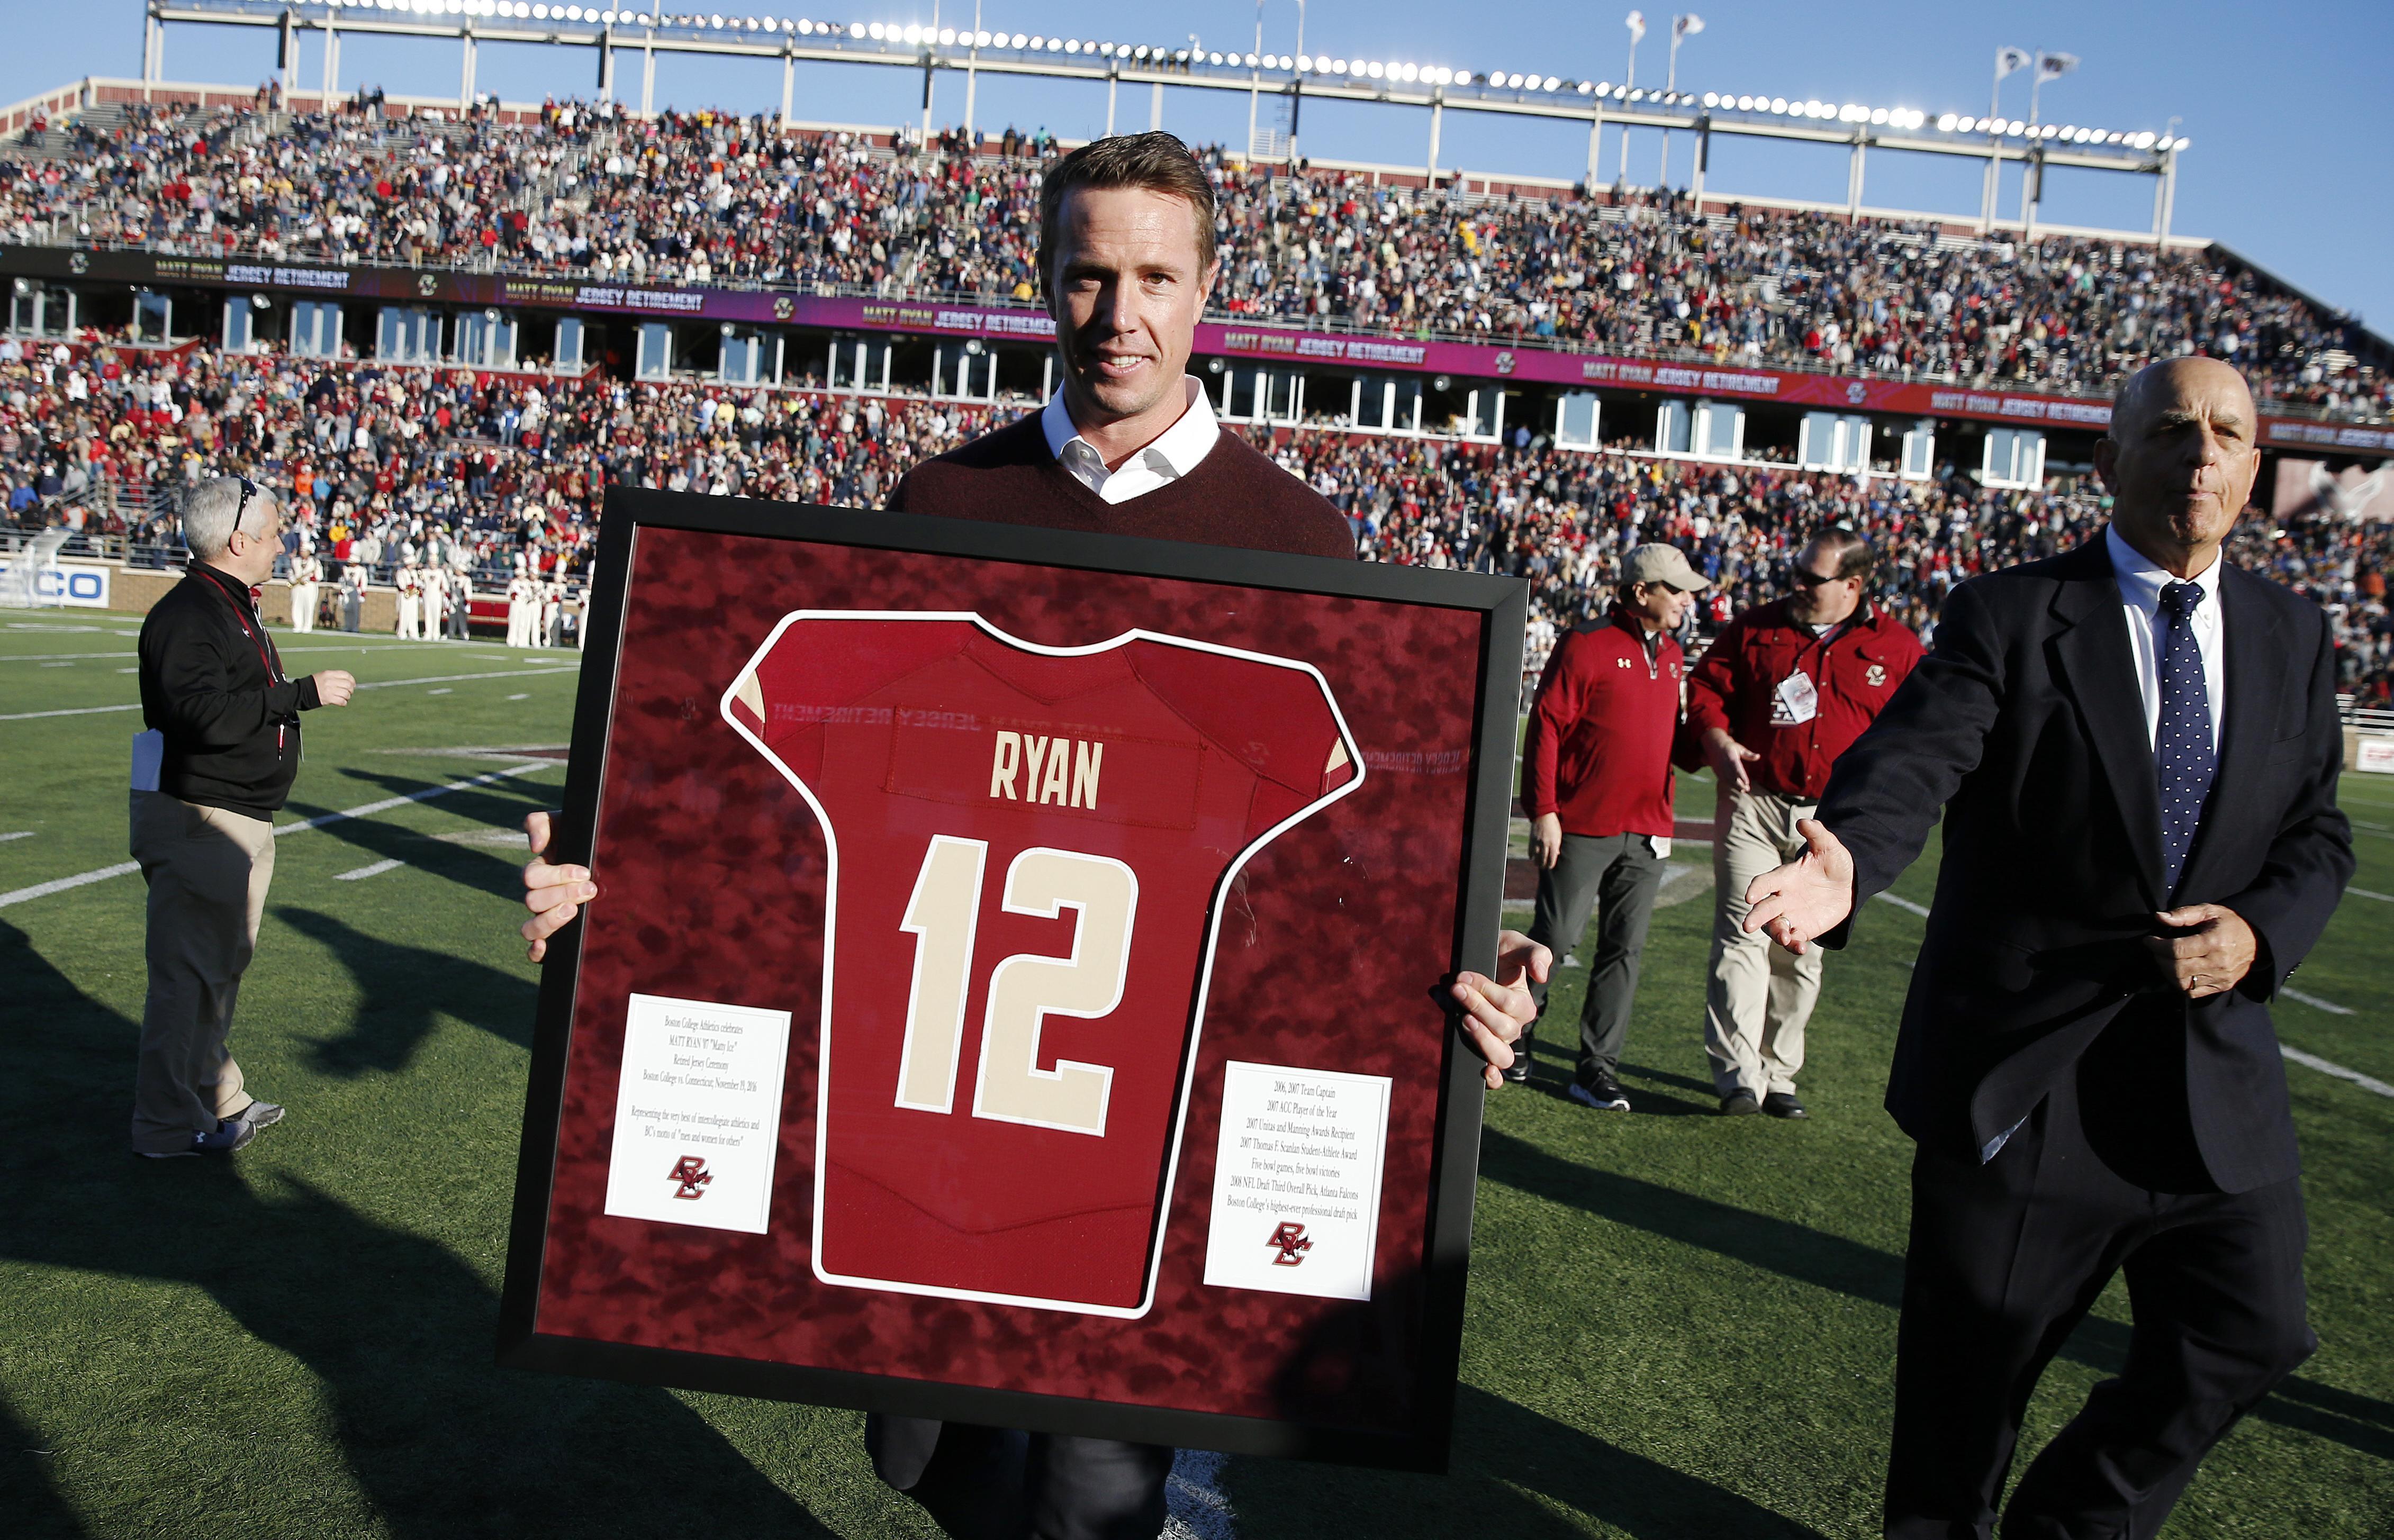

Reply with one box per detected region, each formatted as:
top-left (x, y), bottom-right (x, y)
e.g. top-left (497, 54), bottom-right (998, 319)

top-left (1788, 567), bottom-right (1847, 587)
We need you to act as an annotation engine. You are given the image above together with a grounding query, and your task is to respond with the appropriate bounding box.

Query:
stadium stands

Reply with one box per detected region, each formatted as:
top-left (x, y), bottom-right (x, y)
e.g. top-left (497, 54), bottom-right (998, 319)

top-left (3, 335), bottom-right (2386, 700)
top-left (0, 96), bottom-right (2384, 414)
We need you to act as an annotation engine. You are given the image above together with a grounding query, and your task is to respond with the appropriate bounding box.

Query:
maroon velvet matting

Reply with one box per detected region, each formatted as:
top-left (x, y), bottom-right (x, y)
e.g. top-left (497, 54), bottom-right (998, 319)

top-left (534, 526), bottom-right (1483, 1435)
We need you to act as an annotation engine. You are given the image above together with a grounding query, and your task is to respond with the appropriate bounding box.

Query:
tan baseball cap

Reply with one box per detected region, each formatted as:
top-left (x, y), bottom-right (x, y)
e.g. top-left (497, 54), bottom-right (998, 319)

top-left (1623, 542), bottom-right (1711, 592)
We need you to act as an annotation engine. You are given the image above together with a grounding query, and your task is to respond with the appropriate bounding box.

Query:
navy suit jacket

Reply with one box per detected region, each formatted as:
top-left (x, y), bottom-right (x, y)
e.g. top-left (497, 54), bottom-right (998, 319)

top-left (1816, 537), bottom-right (2353, 1193)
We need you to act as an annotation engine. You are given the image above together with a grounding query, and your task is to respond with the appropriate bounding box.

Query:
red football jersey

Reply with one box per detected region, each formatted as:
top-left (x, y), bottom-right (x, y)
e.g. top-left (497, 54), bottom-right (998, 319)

top-left (722, 612), bottom-right (1361, 1317)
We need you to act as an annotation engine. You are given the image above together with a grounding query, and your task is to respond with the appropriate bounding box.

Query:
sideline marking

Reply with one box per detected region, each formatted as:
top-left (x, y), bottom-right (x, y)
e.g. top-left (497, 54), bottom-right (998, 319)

top-left (0, 831), bottom-right (32, 843)
top-left (333, 858), bottom-right (406, 882)
top-left (2282, 986), bottom-right (2355, 1017)
top-left (1875, 892), bottom-right (1932, 917)
top-left (0, 762), bottom-right (559, 910)
top-left (0, 666), bottom-right (575, 721)
top-left (2350, 887), bottom-right (2392, 903)
top-left (2282, 1046), bottom-right (2394, 1099)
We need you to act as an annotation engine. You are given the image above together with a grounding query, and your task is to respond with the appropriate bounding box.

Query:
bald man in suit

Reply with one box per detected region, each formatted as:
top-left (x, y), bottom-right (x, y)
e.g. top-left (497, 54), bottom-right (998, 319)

top-left (1744, 357), bottom-right (2353, 1538)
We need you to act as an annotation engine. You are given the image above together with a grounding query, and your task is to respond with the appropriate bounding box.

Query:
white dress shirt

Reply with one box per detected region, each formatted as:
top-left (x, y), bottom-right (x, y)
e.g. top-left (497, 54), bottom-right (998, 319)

top-left (2106, 524), bottom-right (2226, 754)
top-left (1040, 376), bottom-right (1221, 504)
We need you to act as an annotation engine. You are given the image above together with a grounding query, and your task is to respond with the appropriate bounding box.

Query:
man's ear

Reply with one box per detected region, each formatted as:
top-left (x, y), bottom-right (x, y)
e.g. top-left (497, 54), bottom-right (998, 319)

top-left (2092, 434), bottom-right (2119, 493)
top-left (1199, 256), bottom-right (1222, 304)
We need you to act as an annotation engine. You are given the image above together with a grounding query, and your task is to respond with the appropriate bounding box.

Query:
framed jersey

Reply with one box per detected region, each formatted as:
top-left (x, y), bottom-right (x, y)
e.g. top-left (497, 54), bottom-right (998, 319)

top-left (499, 487), bottom-right (1525, 1471)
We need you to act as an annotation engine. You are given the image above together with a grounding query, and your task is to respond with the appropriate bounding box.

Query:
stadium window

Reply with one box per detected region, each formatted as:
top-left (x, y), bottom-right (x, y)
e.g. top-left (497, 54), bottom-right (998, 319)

top-left (1693, 400), bottom-right (1747, 461)
top-left (1798, 411), bottom-right (1871, 473)
top-left (719, 328), bottom-right (780, 386)
top-left (553, 316), bottom-right (586, 372)
top-left (1655, 398), bottom-right (1692, 455)
top-left (1982, 427), bottom-right (2046, 490)
top-left (456, 310), bottom-right (519, 369)
top-left (220, 297), bottom-right (254, 355)
top-left (1901, 420), bottom-right (1937, 481)
top-left (377, 307), bottom-right (441, 366)
top-left (12, 286), bottom-right (77, 342)
top-left (1555, 391), bottom-right (1601, 450)
top-left (1225, 366), bottom-right (1261, 422)
top-left (1264, 369), bottom-right (1304, 426)
top-left (637, 321), bottom-right (676, 381)
top-left (290, 301), bottom-right (343, 360)
top-left (132, 289), bottom-right (169, 344)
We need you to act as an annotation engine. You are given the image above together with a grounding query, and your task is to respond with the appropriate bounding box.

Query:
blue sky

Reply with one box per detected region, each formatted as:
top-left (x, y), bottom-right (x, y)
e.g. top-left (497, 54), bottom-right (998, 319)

top-left (8, 1), bottom-right (2388, 341)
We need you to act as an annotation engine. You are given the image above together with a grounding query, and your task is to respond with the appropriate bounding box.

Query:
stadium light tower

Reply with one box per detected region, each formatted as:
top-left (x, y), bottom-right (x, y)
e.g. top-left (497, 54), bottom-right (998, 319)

top-left (1658, 13), bottom-right (1702, 187)
top-left (1980, 45), bottom-right (2029, 234)
top-left (2020, 49), bottom-right (2079, 237)
top-left (1617, 11), bottom-right (1645, 185)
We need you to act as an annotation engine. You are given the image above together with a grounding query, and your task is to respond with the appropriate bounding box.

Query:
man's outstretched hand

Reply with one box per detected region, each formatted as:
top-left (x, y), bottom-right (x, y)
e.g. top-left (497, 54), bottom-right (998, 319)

top-left (521, 809), bottom-right (597, 962)
top-left (1453, 930), bottom-right (1553, 1090)
top-left (1741, 818), bottom-right (1856, 955)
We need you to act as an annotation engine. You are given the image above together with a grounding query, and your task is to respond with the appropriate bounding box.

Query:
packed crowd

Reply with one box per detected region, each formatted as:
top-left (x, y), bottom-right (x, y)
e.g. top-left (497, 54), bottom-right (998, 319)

top-left (1, 95), bottom-right (2382, 416)
top-left (4, 336), bottom-right (2386, 696)
top-left (0, 340), bottom-right (999, 591)
top-left (1262, 423), bottom-right (2393, 695)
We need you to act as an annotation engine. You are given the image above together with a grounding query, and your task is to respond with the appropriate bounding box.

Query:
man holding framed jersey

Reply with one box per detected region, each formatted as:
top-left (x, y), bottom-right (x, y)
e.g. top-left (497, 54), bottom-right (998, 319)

top-left (519, 132), bottom-right (1546, 1540)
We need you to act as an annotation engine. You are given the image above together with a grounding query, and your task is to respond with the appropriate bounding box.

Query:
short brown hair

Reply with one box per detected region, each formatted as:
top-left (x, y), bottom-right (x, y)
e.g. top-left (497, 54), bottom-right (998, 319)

top-left (1037, 132), bottom-right (1217, 292)
top-left (1805, 524), bottom-right (1875, 582)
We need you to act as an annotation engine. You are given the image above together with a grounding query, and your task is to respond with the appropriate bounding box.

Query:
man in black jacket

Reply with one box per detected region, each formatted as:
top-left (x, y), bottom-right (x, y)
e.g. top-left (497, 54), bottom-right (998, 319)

top-left (1743, 358), bottom-right (2352, 1538)
top-left (132, 476), bottom-right (355, 1158)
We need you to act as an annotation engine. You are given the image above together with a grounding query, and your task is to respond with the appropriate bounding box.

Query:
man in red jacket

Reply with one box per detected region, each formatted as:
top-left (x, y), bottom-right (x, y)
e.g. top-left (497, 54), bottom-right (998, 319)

top-left (1519, 542), bottom-right (1708, 1109)
top-left (1684, 526), bottom-right (1923, 1117)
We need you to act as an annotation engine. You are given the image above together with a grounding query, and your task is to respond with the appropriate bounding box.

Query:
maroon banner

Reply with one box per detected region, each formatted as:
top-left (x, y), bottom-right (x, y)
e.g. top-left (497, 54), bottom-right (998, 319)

top-left (19, 241), bottom-right (2391, 453)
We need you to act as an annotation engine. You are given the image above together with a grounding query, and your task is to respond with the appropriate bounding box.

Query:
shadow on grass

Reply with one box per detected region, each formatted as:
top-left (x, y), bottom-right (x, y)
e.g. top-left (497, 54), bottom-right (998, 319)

top-left (1228, 1382), bottom-right (1829, 1539)
top-left (1510, 1047), bottom-right (1715, 1117)
top-left (282, 771), bottom-right (552, 905)
top-left (1479, 1126), bottom-right (2394, 1465)
top-left (0, 1392), bottom-right (87, 1540)
top-left (0, 919), bottom-right (836, 1539)
top-left (275, 906), bottom-right (537, 1076)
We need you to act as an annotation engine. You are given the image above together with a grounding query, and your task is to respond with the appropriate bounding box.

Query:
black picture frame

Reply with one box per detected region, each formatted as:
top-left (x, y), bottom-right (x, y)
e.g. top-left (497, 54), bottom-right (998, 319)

top-left (498, 486), bottom-right (1526, 1471)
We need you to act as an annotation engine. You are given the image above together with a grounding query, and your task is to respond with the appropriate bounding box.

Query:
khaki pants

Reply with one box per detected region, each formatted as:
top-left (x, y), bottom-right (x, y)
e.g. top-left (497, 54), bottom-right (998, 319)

top-left (129, 792), bottom-right (274, 1153)
top-left (1704, 786), bottom-right (1824, 1099)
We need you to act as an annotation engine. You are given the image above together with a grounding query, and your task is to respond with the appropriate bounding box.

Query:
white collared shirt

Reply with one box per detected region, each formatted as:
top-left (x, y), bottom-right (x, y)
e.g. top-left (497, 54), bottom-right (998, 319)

top-left (1040, 376), bottom-right (1221, 504)
top-left (2106, 523), bottom-right (2226, 753)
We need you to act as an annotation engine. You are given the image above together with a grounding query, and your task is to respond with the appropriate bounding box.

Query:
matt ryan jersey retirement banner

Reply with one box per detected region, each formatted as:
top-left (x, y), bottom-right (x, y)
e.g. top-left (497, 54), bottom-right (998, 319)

top-left (501, 493), bottom-right (1523, 1471)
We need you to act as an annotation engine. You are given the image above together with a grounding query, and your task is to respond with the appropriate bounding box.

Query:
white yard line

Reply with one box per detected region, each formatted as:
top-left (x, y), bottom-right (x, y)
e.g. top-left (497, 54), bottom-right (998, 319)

top-left (0, 861), bottom-right (141, 907)
top-left (2349, 887), bottom-right (2393, 903)
top-left (333, 857), bottom-right (407, 881)
top-left (0, 667), bottom-right (576, 721)
top-left (1875, 892), bottom-right (1932, 918)
top-left (0, 703), bottom-right (140, 721)
top-left (2282, 986), bottom-right (2356, 1017)
top-left (0, 831), bottom-right (32, 843)
top-left (0, 643), bottom-right (495, 664)
top-left (0, 762), bottom-right (559, 910)
top-left (2282, 1046), bottom-right (2394, 1099)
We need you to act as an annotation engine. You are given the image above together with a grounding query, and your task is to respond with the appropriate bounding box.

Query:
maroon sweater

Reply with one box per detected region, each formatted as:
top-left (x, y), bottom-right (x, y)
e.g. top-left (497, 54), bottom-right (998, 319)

top-left (886, 411), bottom-right (1356, 559)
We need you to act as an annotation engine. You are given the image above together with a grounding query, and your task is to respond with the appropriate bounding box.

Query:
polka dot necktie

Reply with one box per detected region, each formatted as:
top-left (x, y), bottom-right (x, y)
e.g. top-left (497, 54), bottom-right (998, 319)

top-left (2156, 580), bottom-right (2216, 898)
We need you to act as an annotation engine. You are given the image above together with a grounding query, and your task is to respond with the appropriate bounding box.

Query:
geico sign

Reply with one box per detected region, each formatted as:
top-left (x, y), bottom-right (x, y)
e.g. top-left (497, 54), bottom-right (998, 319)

top-left (0, 560), bottom-right (112, 608)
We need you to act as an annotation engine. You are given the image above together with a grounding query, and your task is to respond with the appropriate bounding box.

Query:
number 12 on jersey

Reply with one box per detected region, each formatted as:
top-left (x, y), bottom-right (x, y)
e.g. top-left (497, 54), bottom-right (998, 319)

top-left (895, 835), bottom-right (1140, 1138)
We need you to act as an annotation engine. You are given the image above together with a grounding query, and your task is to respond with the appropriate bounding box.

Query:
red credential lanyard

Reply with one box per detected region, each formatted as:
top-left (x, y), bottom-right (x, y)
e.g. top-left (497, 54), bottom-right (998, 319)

top-left (207, 576), bottom-right (293, 754)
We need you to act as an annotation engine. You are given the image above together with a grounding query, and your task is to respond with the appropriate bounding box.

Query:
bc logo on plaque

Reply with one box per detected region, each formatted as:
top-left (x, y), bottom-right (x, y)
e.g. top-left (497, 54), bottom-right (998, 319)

top-left (602, 993), bottom-right (792, 1235)
top-left (1202, 1062), bottom-right (1392, 1301)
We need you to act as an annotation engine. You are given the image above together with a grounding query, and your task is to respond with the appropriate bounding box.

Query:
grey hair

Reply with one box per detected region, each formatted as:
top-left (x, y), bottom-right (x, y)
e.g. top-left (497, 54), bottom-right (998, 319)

top-left (183, 477), bottom-right (275, 560)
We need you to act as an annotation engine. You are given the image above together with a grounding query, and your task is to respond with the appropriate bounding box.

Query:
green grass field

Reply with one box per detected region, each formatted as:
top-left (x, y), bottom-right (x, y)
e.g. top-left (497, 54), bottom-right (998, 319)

top-left (3, 615), bottom-right (2389, 1538)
